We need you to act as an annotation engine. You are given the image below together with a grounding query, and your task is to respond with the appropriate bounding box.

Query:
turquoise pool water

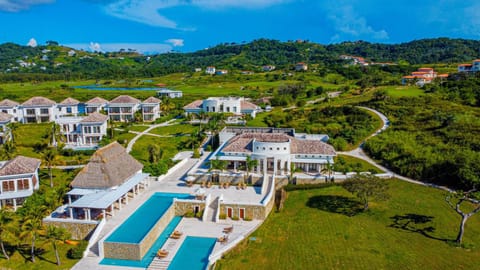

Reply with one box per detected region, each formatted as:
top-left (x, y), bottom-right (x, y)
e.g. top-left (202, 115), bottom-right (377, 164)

top-left (100, 216), bottom-right (182, 268)
top-left (105, 192), bottom-right (191, 244)
top-left (168, 236), bottom-right (217, 270)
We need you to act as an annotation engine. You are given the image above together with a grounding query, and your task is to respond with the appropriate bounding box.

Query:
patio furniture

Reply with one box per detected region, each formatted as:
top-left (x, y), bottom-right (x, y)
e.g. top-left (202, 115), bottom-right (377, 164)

top-left (217, 235), bottom-right (228, 243)
top-left (223, 225), bottom-right (233, 233)
top-left (157, 249), bottom-right (169, 258)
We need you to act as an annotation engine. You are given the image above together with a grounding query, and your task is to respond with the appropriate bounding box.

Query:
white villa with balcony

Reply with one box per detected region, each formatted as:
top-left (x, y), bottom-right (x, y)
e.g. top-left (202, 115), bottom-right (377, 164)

top-left (20, 96), bottom-right (57, 123)
top-left (213, 127), bottom-right (336, 176)
top-left (108, 95), bottom-right (141, 122)
top-left (184, 97), bottom-right (260, 118)
top-left (142, 97), bottom-right (161, 122)
top-left (0, 155), bottom-right (41, 211)
top-left (0, 113), bottom-right (13, 144)
top-left (57, 97), bottom-right (80, 117)
top-left (85, 97), bottom-right (108, 114)
top-left (56, 112), bottom-right (108, 148)
top-left (0, 99), bottom-right (20, 122)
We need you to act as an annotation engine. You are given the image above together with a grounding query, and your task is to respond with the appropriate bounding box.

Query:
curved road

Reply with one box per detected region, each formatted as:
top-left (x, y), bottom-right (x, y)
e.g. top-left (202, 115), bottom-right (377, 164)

top-left (339, 106), bottom-right (453, 192)
top-left (125, 119), bottom-right (177, 153)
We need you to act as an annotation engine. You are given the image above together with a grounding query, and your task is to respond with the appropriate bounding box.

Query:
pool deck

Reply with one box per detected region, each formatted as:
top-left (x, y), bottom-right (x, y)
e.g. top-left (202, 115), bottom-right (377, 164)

top-left (72, 153), bottom-right (266, 270)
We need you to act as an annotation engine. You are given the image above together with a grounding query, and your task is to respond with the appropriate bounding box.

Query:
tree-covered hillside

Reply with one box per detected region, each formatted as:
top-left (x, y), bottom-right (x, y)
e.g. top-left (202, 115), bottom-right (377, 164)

top-left (1, 38), bottom-right (479, 82)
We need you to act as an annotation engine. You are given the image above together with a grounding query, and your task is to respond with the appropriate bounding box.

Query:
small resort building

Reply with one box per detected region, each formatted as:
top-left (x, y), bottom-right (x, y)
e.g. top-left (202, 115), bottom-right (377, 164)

top-left (107, 95), bottom-right (141, 122)
top-left (0, 155), bottom-right (41, 211)
top-left (184, 97), bottom-right (260, 118)
top-left (141, 96), bottom-right (161, 122)
top-left (85, 97), bottom-right (109, 114)
top-left (56, 112), bottom-right (108, 148)
top-left (402, 67), bottom-right (448, 86)
top-left (458, 59), bottom-right (480, 73)
top-left (20, 96), bottom-right (57, 123)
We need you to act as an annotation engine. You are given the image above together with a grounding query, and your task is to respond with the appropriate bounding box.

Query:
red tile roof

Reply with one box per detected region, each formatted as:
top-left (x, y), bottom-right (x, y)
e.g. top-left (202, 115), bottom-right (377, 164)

top-left (80, 112), bottom-right (108, 123)
top-left (183, 100), bottom-right (203, 110)
top-left (60, 97), bottom-right (80, 105)
top-left (0, 156), bottom-right (41, 176)
top-left (241, 100), bottom-right (258, 110)
top-left (85, 97), bottom-right (109, 105)
top-left (0, 99), bottom-right (19, 107)
top-left (143, 96), bottom-right (161, 104)
top-left (0, 112), bottom-right (13, 122)
top-left (109, 95), bottom-right (140, 104)
top-left (22, 96), bottom-right (56, 106)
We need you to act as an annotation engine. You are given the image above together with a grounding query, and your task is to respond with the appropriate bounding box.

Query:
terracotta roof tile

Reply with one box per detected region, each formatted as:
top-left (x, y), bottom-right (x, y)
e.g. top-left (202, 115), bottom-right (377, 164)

top-left (241, 100), bottom-right (258, 110)
top-left (22, 96), bottom-right (56, 106)
top-left (0, 99), bottom-right (19, 107)
top-left (80, 112), bottom-right (108, 123)
top-left (0, 156), bottom-right (41, 176)
top-left (70, 142), bottom-right (143, 189)
top-left (85, 97), bottom-right (109, 105)
top-left (109, 95), bottom-right (141, 104)
top-left (0, 112), bottom-right (13, 122)
top-left (60, 97), bottom-right (80, 105)
top-left (143, 96), bottom-right (161, 104)
top-left (184, 100), bottom-right (203, 110)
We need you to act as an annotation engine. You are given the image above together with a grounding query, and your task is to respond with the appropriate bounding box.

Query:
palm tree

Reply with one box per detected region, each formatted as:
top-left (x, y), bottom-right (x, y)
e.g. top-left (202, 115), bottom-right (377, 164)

top-left (20, 215), bottom-right (43, 263)
top-left (0, 141), bottom-right (15, 160)
top-left (0, 209), bottom-right (16, 260)
top-left (321, 160), bottom-right (334, 181)
top-left (160, 97), bottom-right (175, 115)
top-left (44, 225), bottom-right (71, 265)
top-left (6, 122), bottom-right (18, 144)
top-left (244, 156), bottom-right (258, 183)
top-left (42, 149), bottom-right (57, 188)
top-left (47, 123), bottom-right (61, 148)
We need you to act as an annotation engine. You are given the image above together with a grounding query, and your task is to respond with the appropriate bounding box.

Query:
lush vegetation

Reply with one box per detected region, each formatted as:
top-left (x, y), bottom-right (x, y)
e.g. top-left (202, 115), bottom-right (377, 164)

top-left (363, 93), bottom-right (480, 189)
top-left (216, 180), bottom-right (480, 270)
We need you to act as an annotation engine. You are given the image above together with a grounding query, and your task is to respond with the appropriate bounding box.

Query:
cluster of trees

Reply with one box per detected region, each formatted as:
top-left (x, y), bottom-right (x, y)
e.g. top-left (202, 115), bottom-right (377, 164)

top-left (2, 38), bottom-right (480, 82)
top-left (363, 96), bottom-right (480, 189)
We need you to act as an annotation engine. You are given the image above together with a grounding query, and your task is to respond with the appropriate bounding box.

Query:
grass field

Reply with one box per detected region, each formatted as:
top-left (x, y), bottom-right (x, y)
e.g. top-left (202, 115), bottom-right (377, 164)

top-left (149, 123), bottom-right (198, 136)
top-left (129, 135), bottom-right (187, 163)
top-left (381, 86), bottom-right (425, 97)
top-left (216, 180), bottom-right (480, 270)
top-left (334, 154), bottom-right (383, 174)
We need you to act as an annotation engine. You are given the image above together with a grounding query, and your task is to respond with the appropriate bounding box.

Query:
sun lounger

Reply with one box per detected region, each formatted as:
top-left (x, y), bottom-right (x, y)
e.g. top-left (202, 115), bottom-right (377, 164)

top-left (172, 230), bottom-right (183, 236)
top-left (217, 235), bottom-right (228, 243)
top-left (170, 233), bottom-right (181, 239)
top-left (157, 250), bottom-right (169, 258)
top-left (223, 226), bottom-right (233, 233)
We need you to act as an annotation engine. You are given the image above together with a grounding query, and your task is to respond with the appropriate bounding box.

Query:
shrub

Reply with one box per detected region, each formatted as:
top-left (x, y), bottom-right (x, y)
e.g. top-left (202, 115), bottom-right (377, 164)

top-left (67, 241), bottom-right (88, 259)
top-left (283, 182), bottom-right (337, 191)
top-left (219, 213), bottom-right (226, 219)
top-left (243, 217), bottom-right (252, 221)
top-left (232, 216), bottom-right (240, 221)
top-left (184, 211), bottom-right (195, 218)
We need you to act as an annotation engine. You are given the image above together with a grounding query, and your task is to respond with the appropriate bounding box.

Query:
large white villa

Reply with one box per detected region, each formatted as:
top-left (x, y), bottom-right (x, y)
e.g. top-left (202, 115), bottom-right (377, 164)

top-left (0, 155), bottom-right (41, 211)
top-left (183, 97), bottom-right (260, 118)
top-left (213, 127), bottom-right (336, 176)
top-left (56, 112), bottom-right (109, 148)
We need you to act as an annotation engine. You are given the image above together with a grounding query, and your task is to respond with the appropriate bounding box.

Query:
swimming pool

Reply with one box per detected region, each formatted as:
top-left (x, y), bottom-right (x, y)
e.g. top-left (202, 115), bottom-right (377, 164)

top-left (105, 192), bottom-right (191, 244)
top-left (101, 216), bottom-right (182, 268)
top-left (168, 236), bottom-right (217, 270)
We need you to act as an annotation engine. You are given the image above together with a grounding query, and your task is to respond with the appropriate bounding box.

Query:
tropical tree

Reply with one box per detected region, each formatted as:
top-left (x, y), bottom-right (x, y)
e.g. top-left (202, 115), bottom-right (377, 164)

top-left (445, 189), bottom-right (480, 244)
top-left (160, 97), bottom-right (175, 115)
top-left (0, 209), bottom-right (16, 260)
top-left (42, 148), bottom-right (57, 188)
top-left (44, 225), bottom-right (71, 265)
top-left (342, 174), bottom-right (390, 210)
top-left (208, 157), bottom-right (227, 172)
top-left (0, 141), bottom-right (15, 160)
top-left (46, 123), bottom-right (62, 148)
top-left (244, 156), bottom-right (258, 183)
top-left (6, 122), bottom-right (18, 144)
top-left (321, 160), bottom-right (334, 181)
top-left (20, 215), bottom-right (44, 262)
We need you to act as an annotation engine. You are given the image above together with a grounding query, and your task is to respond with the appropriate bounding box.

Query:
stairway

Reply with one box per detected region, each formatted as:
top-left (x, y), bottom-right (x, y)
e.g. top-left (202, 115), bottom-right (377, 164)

top-left (205, 196), bottom-right (219, 222)
top-left (148, 259), bottom-right (171, 270)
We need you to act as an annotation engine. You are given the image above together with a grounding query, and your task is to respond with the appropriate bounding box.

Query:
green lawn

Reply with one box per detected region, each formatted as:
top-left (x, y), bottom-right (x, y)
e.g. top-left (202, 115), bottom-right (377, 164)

top-left (129, 136), bottom-right (187, 163)
top-left (381, 86), bottom-right (425, 97)
top-left (334, 154), bottom-right (383, 174)
top-left (149, 124), bottom-right (198, 136)
top-left (216, 180), bottom-right (480, 270)
top-left (128, 125), bottom-right (150, 132)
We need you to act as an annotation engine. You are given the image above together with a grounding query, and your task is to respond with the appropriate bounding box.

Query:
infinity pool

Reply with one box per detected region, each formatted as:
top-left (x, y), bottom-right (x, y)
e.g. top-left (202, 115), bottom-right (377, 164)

top-left (106, 192), bottom-right (191, 244)
top-left (168, 236), bottom-right (217, 270)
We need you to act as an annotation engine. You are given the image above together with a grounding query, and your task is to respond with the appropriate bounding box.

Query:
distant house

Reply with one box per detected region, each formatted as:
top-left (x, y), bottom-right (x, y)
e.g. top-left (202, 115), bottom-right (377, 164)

top-left (402, 67), bottom-right (448, 86)
top-left (56, 112), bottom-right (108, 148)
top-left (241, 71), bottom-right (254, 75)
top-left (262, 65), bottom-right (276, 72)
top-left (57, 97), bottom-right (80, 117)
top-left (67, 50), bottom-right (76, 57)
top-left (0, 156), bottom-right (41, 211)
top-left (215, 69), bottom-right (228, 75)
top-left (458, 59), bottom-right (480, 72)
top-left (85, 97), bottom-right (109, 114)
top-left (295, 62), bottom-right (308, 71)
top-left (194, 68), bottom-right (202, 72)
top-left (156, 89), bottom-right (183, 98)
top-left (142, 97), bottom-right (161, 122)
top-left (0, 113), bottom-right (13, 144)
top-left (65, 142), bottom-right (149, 221)
top-left (205, 66), bottom-right (216, 75)
top-left (0, 99), bottom-right (20, 122)
top-left (340, 55), bottom-right (369, 66)
top-left (20, 96), bottom-right (57, 123)
top-left (184, 97), bottom-right (260, 118)
top-left (107, 95), bottom-right (141, 122)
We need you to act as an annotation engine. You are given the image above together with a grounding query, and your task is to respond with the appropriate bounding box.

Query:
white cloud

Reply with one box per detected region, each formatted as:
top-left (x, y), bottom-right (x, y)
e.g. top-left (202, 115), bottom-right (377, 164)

top-left (66, 42), bottom-right (172, 54)
top-left (101, 0), bottom-right (289, 29)
top-left (0, 0), bottom-right (54, 12)
top-left (89, 42), bottom-right (102, 52)
top-left (165, 38), bottom-right (184, 47)
top-left (326, 5), bottom-right (388, 42)
top-left (27, 38), bottom-right (37, 47)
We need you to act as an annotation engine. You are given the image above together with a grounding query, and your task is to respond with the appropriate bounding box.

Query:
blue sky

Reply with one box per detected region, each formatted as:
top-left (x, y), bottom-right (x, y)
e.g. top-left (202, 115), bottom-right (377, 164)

top-left (0, 0), bottom-right (479, 54)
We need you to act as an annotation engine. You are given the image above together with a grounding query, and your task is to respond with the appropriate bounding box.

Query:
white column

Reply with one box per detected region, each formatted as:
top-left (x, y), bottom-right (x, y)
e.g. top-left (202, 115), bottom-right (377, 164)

top-left (110, 204), bottom-right (115, 217)
top-left (234, 161), bottom-right (237, 172)
top-left (13, 199), bottom-right (17, 211)
top-left (68, 195), bottom-right (72, 205)
top-left (273, 158), bottom-right (277, 176)
top-left (263, 158), bottom-right (267, 175)
top-left (69, 208), bottom-right (73, 219)
top-left (102, 209), bottom-right (106, 220)
top-left (125, 194), bottom-right (128, 204)
top-left (287, 162), bottom-right (291, 174)
top-left (84, 209), bottom-right (88, 220)
top-left (118, 198), bottom-right (122, 210)
top-left (280, 159), bottom-right (284, 175)
top-left (87, 209), bottom-right (91, 220)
